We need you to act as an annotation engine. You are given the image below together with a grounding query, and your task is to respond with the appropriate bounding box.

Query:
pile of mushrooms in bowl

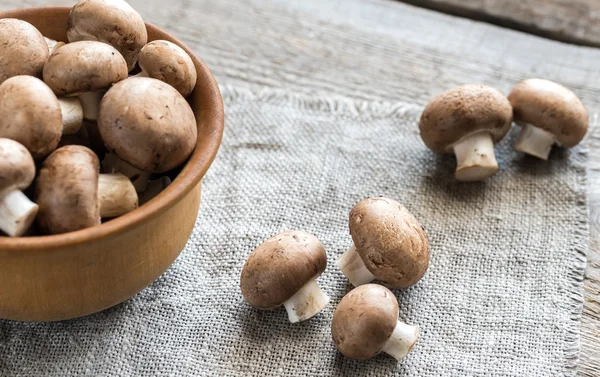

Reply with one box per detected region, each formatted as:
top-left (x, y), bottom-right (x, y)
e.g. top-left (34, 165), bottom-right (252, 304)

top-left (0, 2), bottom-right (223, 322)
top-left (0, 0), bottom-right (201, 237)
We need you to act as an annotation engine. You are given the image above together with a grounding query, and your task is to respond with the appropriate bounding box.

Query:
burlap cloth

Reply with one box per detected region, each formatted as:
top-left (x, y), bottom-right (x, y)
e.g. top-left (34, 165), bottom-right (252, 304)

top-left (0, 86), bottom-right (588, 376)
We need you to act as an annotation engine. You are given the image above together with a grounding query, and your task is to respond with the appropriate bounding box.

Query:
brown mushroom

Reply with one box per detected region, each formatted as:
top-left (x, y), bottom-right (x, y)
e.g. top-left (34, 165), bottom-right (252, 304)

top-left (332, 284), bottom-right (419, 361)
top-left (135, 40), bottom-right (197, 97)
top-left (0, 19), bottom-right (48, 85)
top-left (509, 79), bottom-right (588, 160)
top-left (419, 85), bottom-right (513, 181)
top-left (67, 0), bottom-right (148, 71)
top-left (337, 197), bottom-right (429, 288)
top-left (240, 230), bottom-right (329, 323)
top-left (0, 138), bottom-right (38, 237)
top-left (0, 76), bottom-right (83, 159)
top-left (36, 145), bottom-right (138, 235)
top-left (98, 77), bottom-right (197, 190)
top-left (43, 41), bottom-right (128, 121)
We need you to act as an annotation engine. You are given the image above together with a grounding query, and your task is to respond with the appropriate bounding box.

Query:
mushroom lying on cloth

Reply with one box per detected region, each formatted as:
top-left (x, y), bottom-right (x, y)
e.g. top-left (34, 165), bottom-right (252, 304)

top-left (0, 76), bottom-right (83, 159)
top-left (43, 41), bottom-right (128, 121)
top-left (99, 77), bottom-right (197, 192)
top-left (240, 230), bottom-right (330, 323)
top-left (337, 197), bottom-right (429, 288)
top-left (0, 19), bottom-right (48, 85)
top-left (509, 78), bottom-right (588, 160)
top-left (67, 0), bottom-right (148, 71)
top-left (419, 84), bottom-right (513, 181)
top-left (136, 40), bottom-right (197, 97)
top-left (0, 138), bottom-right (38, 237)
top-left (36, 145), bottom-right (138, 235)
top-left (332, 284), bottom-right (419, 361)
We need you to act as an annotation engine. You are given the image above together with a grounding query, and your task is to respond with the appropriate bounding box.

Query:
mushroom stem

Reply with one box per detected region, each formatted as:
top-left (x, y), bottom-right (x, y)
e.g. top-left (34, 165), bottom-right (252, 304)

top-left (282, 279), bottom-right (330, 323)
top-left (452, 131), bottom-right (498, 182)
top-left (131, 70), bottom-right (149, 78)
top-left (58, 97), bottom-right (83, 134)
top-left (382, 321), bottom-right (419, 361)
top-left (0, 189), bottom-right (39, 237)
top-left (102, 153), bottom-right (151, 193)
top-left (514, 123), bottom-right (556, 160)
top-left (78, 91), bottom-right (105, 121)
top-left (336, 246), bottom-right (376, 287)
top-left (97, 173), bottom-right (139, 218)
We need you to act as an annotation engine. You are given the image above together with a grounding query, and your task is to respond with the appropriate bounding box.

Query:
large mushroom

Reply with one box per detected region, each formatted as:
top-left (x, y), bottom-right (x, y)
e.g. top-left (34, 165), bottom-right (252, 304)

top-left (43, 40), bottom-right (128, 121)
top-left (240, 230), bottom-right (330, 323)
top-left (98, 77), bottom-right (197, 192)
top-left (0, 138), bottom-right (38, 237)
top-left (419, 84), bottom-right (513, 181)
top-left (0, 76), bottom-right (83, 159)
top-left (36, 145), bottom-right (138, 235)
top-left (67, 0), bottom-right (148, 71)
top-left (337, 197), bottom-right (429, 288)
top-left (332, 284), bottom-right (419, 361)
top-left (0, 18), bottom-right (49, 85)
top-left (135, 40), bottom-right (197, 97)
top-left (509, 78), bottom-right (588, 160)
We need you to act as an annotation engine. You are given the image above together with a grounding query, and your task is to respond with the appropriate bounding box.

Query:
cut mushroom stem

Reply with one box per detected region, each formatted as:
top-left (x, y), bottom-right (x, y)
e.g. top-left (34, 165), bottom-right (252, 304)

top-left (98, 173), bottom-right (139, 218)
top-left (78, 91), bottom-right (106, 121)
top-left (452, 131), bottom-right (498, 182)
top-left (282, 279), bottom-right (330, 323)
top-left (336, 246), bottom-right (376, 286)
top-left (381, 321), bottom-right (420, 361)
top-left (102, 153), bottom-right (151, 193)
top-left (58, 97), bottom-right (83, 134)
top-left (0, 190), bottom-right (39, 237)
top-left (514, 123), bottom-right (556, 160)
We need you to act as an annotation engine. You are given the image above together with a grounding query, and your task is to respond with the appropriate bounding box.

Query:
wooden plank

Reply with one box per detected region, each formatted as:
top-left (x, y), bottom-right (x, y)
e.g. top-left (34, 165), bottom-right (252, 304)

top-left (1, 0), bottom-right (600, 374)
top-left (398, 0), bottom-right (600, 47)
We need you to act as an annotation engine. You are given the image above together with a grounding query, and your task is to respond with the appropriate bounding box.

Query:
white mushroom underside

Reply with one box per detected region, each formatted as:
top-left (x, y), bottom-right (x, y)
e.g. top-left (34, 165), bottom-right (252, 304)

top-left (78, 91), bottom-right (105, 121)
top-left (452, 131), bottom-right (498, 182)
top-left (283, 279), bottom-right (330, 323)
top-left (514, 123), bottom-right (556, 160)
top-left (0, 190), bottom-right (39, 237)
top-left (382, 321), bottom-right (420, 361)
top-left (336, 245), bottom-right (376, 287)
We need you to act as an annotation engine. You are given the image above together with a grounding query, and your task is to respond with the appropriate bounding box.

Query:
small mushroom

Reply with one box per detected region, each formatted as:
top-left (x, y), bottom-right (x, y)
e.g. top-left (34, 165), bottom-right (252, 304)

top-left (240, 230), bottom-right (329, 323)
top-left (509, 78), bottom-right (588, 160)
top-left (337, 197), bottom-right (429, 288)
top-left (0, 19), bottom-right (49, 85)
top-left (332, 284), bottom-right (419, 361)
top-left (36, 145), bottom-right (138, 235)
top-left (419, 85), bottom-right (513, 181)
top-left (98, 77), bottom-right (197, 187)
top-left (135, 40), bottom-right (197, 97)
top-left (0, 76), bottom-right (83, 159)
top-left (43, 41), bottom-right (128, 121)
top-left (0, 138), bottom-right (38, 237)
top-left (67, 0), bottom-right (148, 71)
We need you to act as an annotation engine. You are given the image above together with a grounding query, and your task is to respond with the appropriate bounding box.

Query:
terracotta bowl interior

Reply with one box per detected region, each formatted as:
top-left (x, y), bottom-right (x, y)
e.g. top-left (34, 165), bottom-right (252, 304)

top-left (0, 7), bottom-right (224, 250)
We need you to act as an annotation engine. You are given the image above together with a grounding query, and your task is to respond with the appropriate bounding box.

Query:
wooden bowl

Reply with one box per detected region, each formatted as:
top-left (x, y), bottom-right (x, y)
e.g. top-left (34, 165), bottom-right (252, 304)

top-left (0, 7), bottom-right (224, 322)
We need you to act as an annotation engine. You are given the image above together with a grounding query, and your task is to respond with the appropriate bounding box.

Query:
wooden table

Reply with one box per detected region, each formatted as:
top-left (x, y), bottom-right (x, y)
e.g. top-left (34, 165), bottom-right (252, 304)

top-left (2, 0), bottom-right (599, 375)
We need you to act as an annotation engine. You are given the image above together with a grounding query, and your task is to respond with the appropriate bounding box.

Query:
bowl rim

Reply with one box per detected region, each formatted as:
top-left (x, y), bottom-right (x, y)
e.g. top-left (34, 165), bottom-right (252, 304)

top-left (0, 6), bottom-right (225, 251)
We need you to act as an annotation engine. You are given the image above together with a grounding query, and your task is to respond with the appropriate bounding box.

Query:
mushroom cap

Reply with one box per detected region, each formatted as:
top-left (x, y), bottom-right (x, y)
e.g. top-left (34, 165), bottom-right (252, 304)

top-left (67, 0), bottom-right (148, 71)
top-left (138, 40), bottom-right (198, 97)
top-left (0, 138), bottom-right (35, 194)
top-left (43, 41), bottom-right (128, 96)
top-left (0, 19), bottom-right (49, 85)
top-left (240, 230), bottom-right (327, 310)
top-left (508, 79), bottom-right (588, 147)
top-left (419, 84), bottom-right (513, 153)
top-left (36, 145), bottom-right (101, 234)
top-left (332, 284), bottom-right (399, 360)
top-left (0, 76), bottom-right (62, 159)
top-left (98, 77), bottom-right (198, 173)
top-left (350, 197), bottom-right (429, 288)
